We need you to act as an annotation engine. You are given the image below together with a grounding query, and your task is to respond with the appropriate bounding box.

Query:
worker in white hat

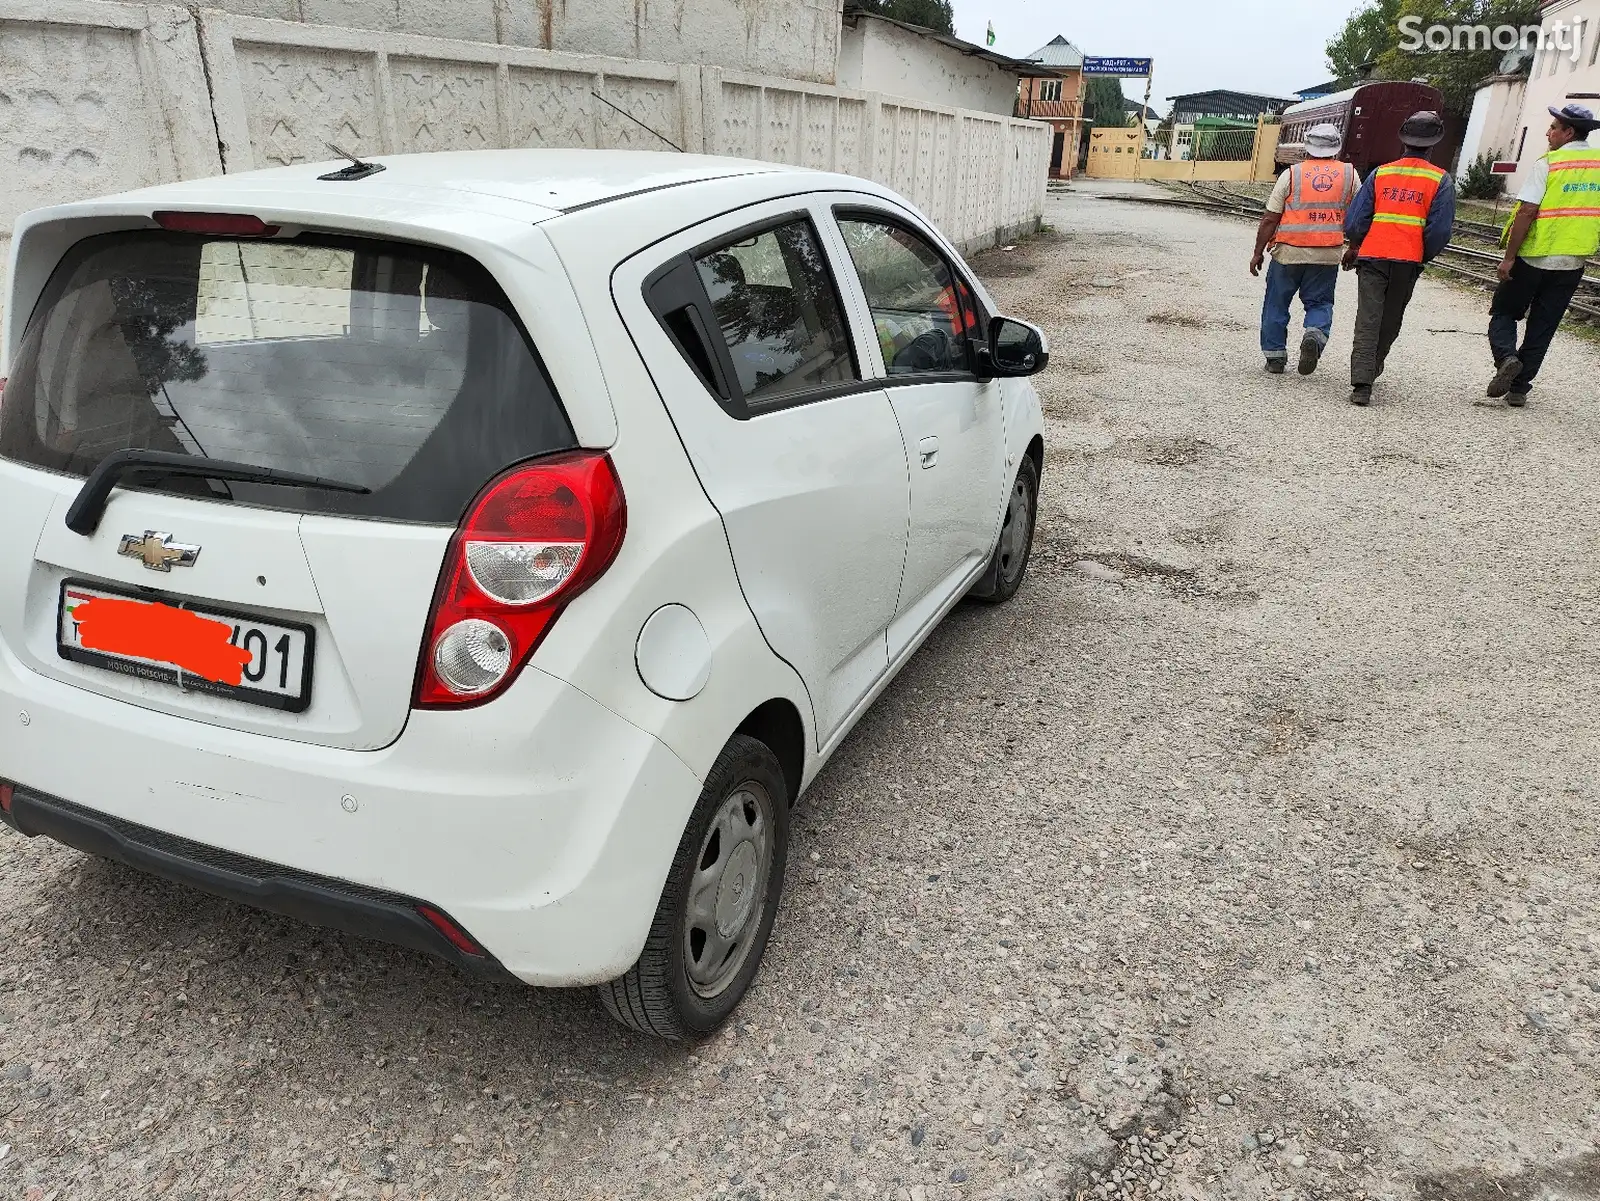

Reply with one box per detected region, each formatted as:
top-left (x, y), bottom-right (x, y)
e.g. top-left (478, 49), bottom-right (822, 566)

top-left (1251, 123), bottom-right (1359, 376)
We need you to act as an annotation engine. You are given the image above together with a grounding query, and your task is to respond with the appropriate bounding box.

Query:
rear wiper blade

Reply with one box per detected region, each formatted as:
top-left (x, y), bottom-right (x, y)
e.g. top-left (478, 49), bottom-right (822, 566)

top-left (66, 449), bottom-right (371, 536)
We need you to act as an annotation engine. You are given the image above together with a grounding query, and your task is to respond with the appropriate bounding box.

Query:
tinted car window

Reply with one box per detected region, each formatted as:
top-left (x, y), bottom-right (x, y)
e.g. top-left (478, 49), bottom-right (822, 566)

top-left (837, 217), bottom-right (977, 376)
top-left (692, 219), bottom-right (857, 406)
top-left (0, 231), bottom-right (576, 524)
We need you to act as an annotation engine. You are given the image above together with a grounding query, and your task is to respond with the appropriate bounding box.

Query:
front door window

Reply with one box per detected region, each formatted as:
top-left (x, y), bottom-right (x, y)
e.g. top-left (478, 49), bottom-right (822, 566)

top-left (836, 218), bottom-right (978, 377)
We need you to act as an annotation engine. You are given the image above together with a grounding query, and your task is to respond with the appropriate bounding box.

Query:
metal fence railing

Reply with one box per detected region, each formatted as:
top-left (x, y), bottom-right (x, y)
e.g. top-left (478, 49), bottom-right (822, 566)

top-left (1144, 125), bottom-right (1259, 163)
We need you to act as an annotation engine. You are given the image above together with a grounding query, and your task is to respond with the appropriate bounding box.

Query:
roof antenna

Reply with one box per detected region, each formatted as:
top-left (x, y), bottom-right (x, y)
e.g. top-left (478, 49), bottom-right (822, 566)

top-left (319, 143), bottom-right (387, 182)
top-left (589, 91), bottom-right (684, 152)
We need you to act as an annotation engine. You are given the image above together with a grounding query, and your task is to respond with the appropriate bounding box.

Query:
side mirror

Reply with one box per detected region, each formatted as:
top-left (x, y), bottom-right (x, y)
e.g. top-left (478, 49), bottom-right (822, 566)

top-left (980, 316), bottom-right (1050, 378)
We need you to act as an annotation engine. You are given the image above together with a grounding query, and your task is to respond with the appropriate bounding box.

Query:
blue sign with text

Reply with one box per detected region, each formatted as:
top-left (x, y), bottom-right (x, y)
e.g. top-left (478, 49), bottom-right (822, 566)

top-left (1082, 57), bottom-right (1153, 77)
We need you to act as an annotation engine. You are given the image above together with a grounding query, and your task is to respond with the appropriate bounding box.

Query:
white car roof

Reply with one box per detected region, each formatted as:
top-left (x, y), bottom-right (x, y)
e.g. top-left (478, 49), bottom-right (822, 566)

top-left (82, 149), bottom-right (799, 222)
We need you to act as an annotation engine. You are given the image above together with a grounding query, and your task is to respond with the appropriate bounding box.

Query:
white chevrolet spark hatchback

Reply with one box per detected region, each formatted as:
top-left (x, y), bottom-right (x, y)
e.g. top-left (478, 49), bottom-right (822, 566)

top-left (0, 150), bottom-right (1045, 1038)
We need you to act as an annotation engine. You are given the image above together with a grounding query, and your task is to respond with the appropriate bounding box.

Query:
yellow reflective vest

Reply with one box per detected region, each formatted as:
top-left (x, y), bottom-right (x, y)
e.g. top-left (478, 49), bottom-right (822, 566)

top-left (1504, 144), bottom-right (1600, 259)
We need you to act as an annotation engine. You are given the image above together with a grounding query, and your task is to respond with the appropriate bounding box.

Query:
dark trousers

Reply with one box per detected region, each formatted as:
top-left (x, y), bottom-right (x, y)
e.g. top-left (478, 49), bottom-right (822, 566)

top-left (1350, 259), bottom-right (1423, 387)
top-left (1488, 259), bottom-right (1586, 395)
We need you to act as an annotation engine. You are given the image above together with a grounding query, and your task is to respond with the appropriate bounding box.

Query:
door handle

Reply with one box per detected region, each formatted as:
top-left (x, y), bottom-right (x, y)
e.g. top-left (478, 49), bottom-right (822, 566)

top-left (918, 436), bottom-right (939, 469)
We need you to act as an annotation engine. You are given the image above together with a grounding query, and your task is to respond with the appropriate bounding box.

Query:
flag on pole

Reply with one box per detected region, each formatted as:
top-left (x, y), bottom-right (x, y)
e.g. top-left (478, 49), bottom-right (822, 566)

top-left (986, 21), bottom-right (996, 46)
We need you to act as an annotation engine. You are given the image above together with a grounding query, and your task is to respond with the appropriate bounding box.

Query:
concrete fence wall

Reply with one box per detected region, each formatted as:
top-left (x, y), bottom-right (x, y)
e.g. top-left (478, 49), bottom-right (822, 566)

top-left (0, 1), bottom-right (223, 308)
top-left (1, 0), bottom-right (1050, 319)
top-left (700, 70), bottom-right (1049, 247)
top-left (197, 0), bottom-right (845, 86)
top-left (199, 12), bottom-right (704, 169)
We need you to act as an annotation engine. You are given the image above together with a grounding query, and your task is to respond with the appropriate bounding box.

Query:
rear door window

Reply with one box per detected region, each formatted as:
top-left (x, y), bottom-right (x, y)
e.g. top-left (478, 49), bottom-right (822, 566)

top-left (0, 231), bottom-right (575, 524)
top-left (690, 217), bottom-right (858, 409)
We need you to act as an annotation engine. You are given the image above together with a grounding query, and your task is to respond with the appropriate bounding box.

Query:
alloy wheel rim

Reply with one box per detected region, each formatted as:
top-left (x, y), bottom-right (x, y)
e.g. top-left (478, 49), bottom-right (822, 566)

top-left (683, 783), bottom-right (774, 998)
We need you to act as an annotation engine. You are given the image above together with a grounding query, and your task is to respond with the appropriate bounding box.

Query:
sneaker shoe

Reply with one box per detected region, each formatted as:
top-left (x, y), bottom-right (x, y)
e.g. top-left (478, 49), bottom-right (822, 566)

top-left (1506, 390), bottom-right (1529, 408)
top-left (1298, 331), bottom-right (1326, 375)
top-left (1487, 356), bottom-right (1523, 399)
top-left (1349, 384), bottom-right (1373, 406)
top-left (1265, 357), bottom-right (1287, 374)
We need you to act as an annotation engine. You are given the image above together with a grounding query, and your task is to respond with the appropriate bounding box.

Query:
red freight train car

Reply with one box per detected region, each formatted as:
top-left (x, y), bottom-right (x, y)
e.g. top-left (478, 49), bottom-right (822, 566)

top-left (1276, 81), bottom-right (1447, 177)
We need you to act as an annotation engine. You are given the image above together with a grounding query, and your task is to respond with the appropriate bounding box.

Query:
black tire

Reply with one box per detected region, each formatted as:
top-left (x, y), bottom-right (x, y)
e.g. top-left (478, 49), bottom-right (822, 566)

top-left (598, 734), bottom-right (790, 1040)
top-left (968, 455), bottom-right (1039, 605)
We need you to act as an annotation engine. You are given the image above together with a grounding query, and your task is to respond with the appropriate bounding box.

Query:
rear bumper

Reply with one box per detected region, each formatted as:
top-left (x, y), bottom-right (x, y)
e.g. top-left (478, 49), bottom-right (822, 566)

top-left (0, 658), bottom-right (706, 986)
top-left (2, 785), bottom-right (511, 978)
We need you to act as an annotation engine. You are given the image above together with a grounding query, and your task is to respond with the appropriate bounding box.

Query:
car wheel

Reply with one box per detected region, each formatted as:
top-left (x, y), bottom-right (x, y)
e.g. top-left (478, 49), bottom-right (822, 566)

top-left (968, 455), bottom-right (1039, 605)
top-left (598, 734), bottom-right (790, 1040)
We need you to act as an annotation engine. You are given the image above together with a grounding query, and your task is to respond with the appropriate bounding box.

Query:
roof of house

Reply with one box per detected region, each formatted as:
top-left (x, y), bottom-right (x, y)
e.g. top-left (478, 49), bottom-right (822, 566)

top-left (1123, 99), bottom-right (1163, 121)
top-left (1167, 89), bottom-right (1297, 113)
top-left (842, 8), bottom-right (1064, 76)
top-left (1025, 35), bottom-right (1084, 69)
top-left (1494, 45), bottom-right (1536, 75)
top-left (1295, 80), bottom-right (1345, 98)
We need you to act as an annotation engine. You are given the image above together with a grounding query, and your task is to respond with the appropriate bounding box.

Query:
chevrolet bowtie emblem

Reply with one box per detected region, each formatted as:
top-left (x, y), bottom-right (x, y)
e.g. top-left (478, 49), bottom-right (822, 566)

top-left (118, 531), bottom-right (201, 572)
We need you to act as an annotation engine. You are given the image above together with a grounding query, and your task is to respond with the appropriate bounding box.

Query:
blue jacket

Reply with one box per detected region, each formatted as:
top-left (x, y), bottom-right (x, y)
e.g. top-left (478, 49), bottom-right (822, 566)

top-left (1344, 163), bottom-right (1456, 262)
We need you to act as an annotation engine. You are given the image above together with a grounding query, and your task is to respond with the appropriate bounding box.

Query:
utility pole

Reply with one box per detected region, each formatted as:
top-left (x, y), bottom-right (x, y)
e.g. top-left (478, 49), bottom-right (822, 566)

top-left (1142, 64), bottom-right (1154, 156)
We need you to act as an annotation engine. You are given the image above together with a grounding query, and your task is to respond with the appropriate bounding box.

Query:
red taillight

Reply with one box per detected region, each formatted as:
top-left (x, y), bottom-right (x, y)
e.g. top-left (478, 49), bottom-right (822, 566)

top-left (0, 781), bottom-right (14, 814)
top-left (154, 211), bottom-right (281, 237)
top-left (413, 451), bottom-right (626, 708)
top-left (415, 904), bottom-right (485, 956)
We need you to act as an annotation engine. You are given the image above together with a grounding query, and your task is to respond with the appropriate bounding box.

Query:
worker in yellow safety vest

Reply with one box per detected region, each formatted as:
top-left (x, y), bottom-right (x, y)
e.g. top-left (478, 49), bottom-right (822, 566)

top-left (1340, 111), bottom-right (1457, 406)
top-left (1250, 123), bottom-right (1359, 376)
top-left (1486, 102), bottom-right (1600, 406)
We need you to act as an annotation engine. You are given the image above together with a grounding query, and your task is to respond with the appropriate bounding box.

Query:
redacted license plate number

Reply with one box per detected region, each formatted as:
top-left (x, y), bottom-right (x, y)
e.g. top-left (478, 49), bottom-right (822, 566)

top-left (57, 580), bottom-right (314, 712)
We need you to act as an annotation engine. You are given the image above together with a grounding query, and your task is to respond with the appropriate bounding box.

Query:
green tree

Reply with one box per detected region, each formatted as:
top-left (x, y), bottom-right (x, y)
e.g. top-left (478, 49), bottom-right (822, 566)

top-left (1376, 0), bottom-right (1539, 115)
top-left (852, 0), bottom-right (955, 34)
top-left (1326, 0), bottom-right (1402, 81)
top-left (1458, 151), bottom-right (1505, 198)
top-left (1327, 0), bottom-right (1540, 117)
top-left (1084, 77), bottom-right (1129, 127)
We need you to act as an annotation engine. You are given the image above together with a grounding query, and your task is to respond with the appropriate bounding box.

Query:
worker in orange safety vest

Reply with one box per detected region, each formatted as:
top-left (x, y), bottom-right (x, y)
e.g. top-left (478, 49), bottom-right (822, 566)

top-left (1250, 122), bottom-right (1359, 376)
top-left (1340, 111), bottom-right (1457, 406)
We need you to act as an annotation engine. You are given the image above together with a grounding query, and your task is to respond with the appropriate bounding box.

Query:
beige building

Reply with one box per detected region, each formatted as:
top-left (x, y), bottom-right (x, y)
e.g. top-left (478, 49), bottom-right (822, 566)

top-left (1499, 0), bottom-right (1600, 193)
top-left (1015, 35), bottom-right (1086, 179)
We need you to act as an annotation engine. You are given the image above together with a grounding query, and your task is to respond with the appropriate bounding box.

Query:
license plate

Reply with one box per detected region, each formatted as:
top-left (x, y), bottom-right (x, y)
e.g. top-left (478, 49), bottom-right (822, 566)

top-left (57, 580), bottom-right (314, 713)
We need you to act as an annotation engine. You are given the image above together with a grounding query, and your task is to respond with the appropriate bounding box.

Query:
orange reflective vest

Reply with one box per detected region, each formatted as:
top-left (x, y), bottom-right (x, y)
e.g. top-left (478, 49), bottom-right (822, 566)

top-left (1360, 157), bottom-right (1446, 262)
top-left (936, 280), bottom-right (979, 335)
top-left (1276, 159), bottom-right (1356, 248)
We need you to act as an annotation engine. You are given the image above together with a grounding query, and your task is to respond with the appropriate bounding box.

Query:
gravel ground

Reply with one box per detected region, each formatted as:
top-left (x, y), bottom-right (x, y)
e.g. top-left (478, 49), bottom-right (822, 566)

top-left (2, 182), bottom-right (1598, 1201)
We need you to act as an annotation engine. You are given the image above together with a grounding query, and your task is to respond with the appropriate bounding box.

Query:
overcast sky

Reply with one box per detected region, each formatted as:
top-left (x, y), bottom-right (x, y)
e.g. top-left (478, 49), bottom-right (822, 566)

top-left (949, 0), bottom-right (1362, 110)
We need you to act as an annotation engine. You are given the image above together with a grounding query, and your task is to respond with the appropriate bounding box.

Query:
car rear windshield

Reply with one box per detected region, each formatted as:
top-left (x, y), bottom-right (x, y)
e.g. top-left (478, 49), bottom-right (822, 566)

top-left (0, 231), bottom-right (577, 523)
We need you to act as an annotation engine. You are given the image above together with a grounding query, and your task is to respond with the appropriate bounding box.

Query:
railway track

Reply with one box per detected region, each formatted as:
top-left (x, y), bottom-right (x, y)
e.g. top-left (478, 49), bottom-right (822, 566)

top-left (1095, 183), bottom-right (1600, 321)
top-left (1453, 215), bottom-right (1510, 242)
